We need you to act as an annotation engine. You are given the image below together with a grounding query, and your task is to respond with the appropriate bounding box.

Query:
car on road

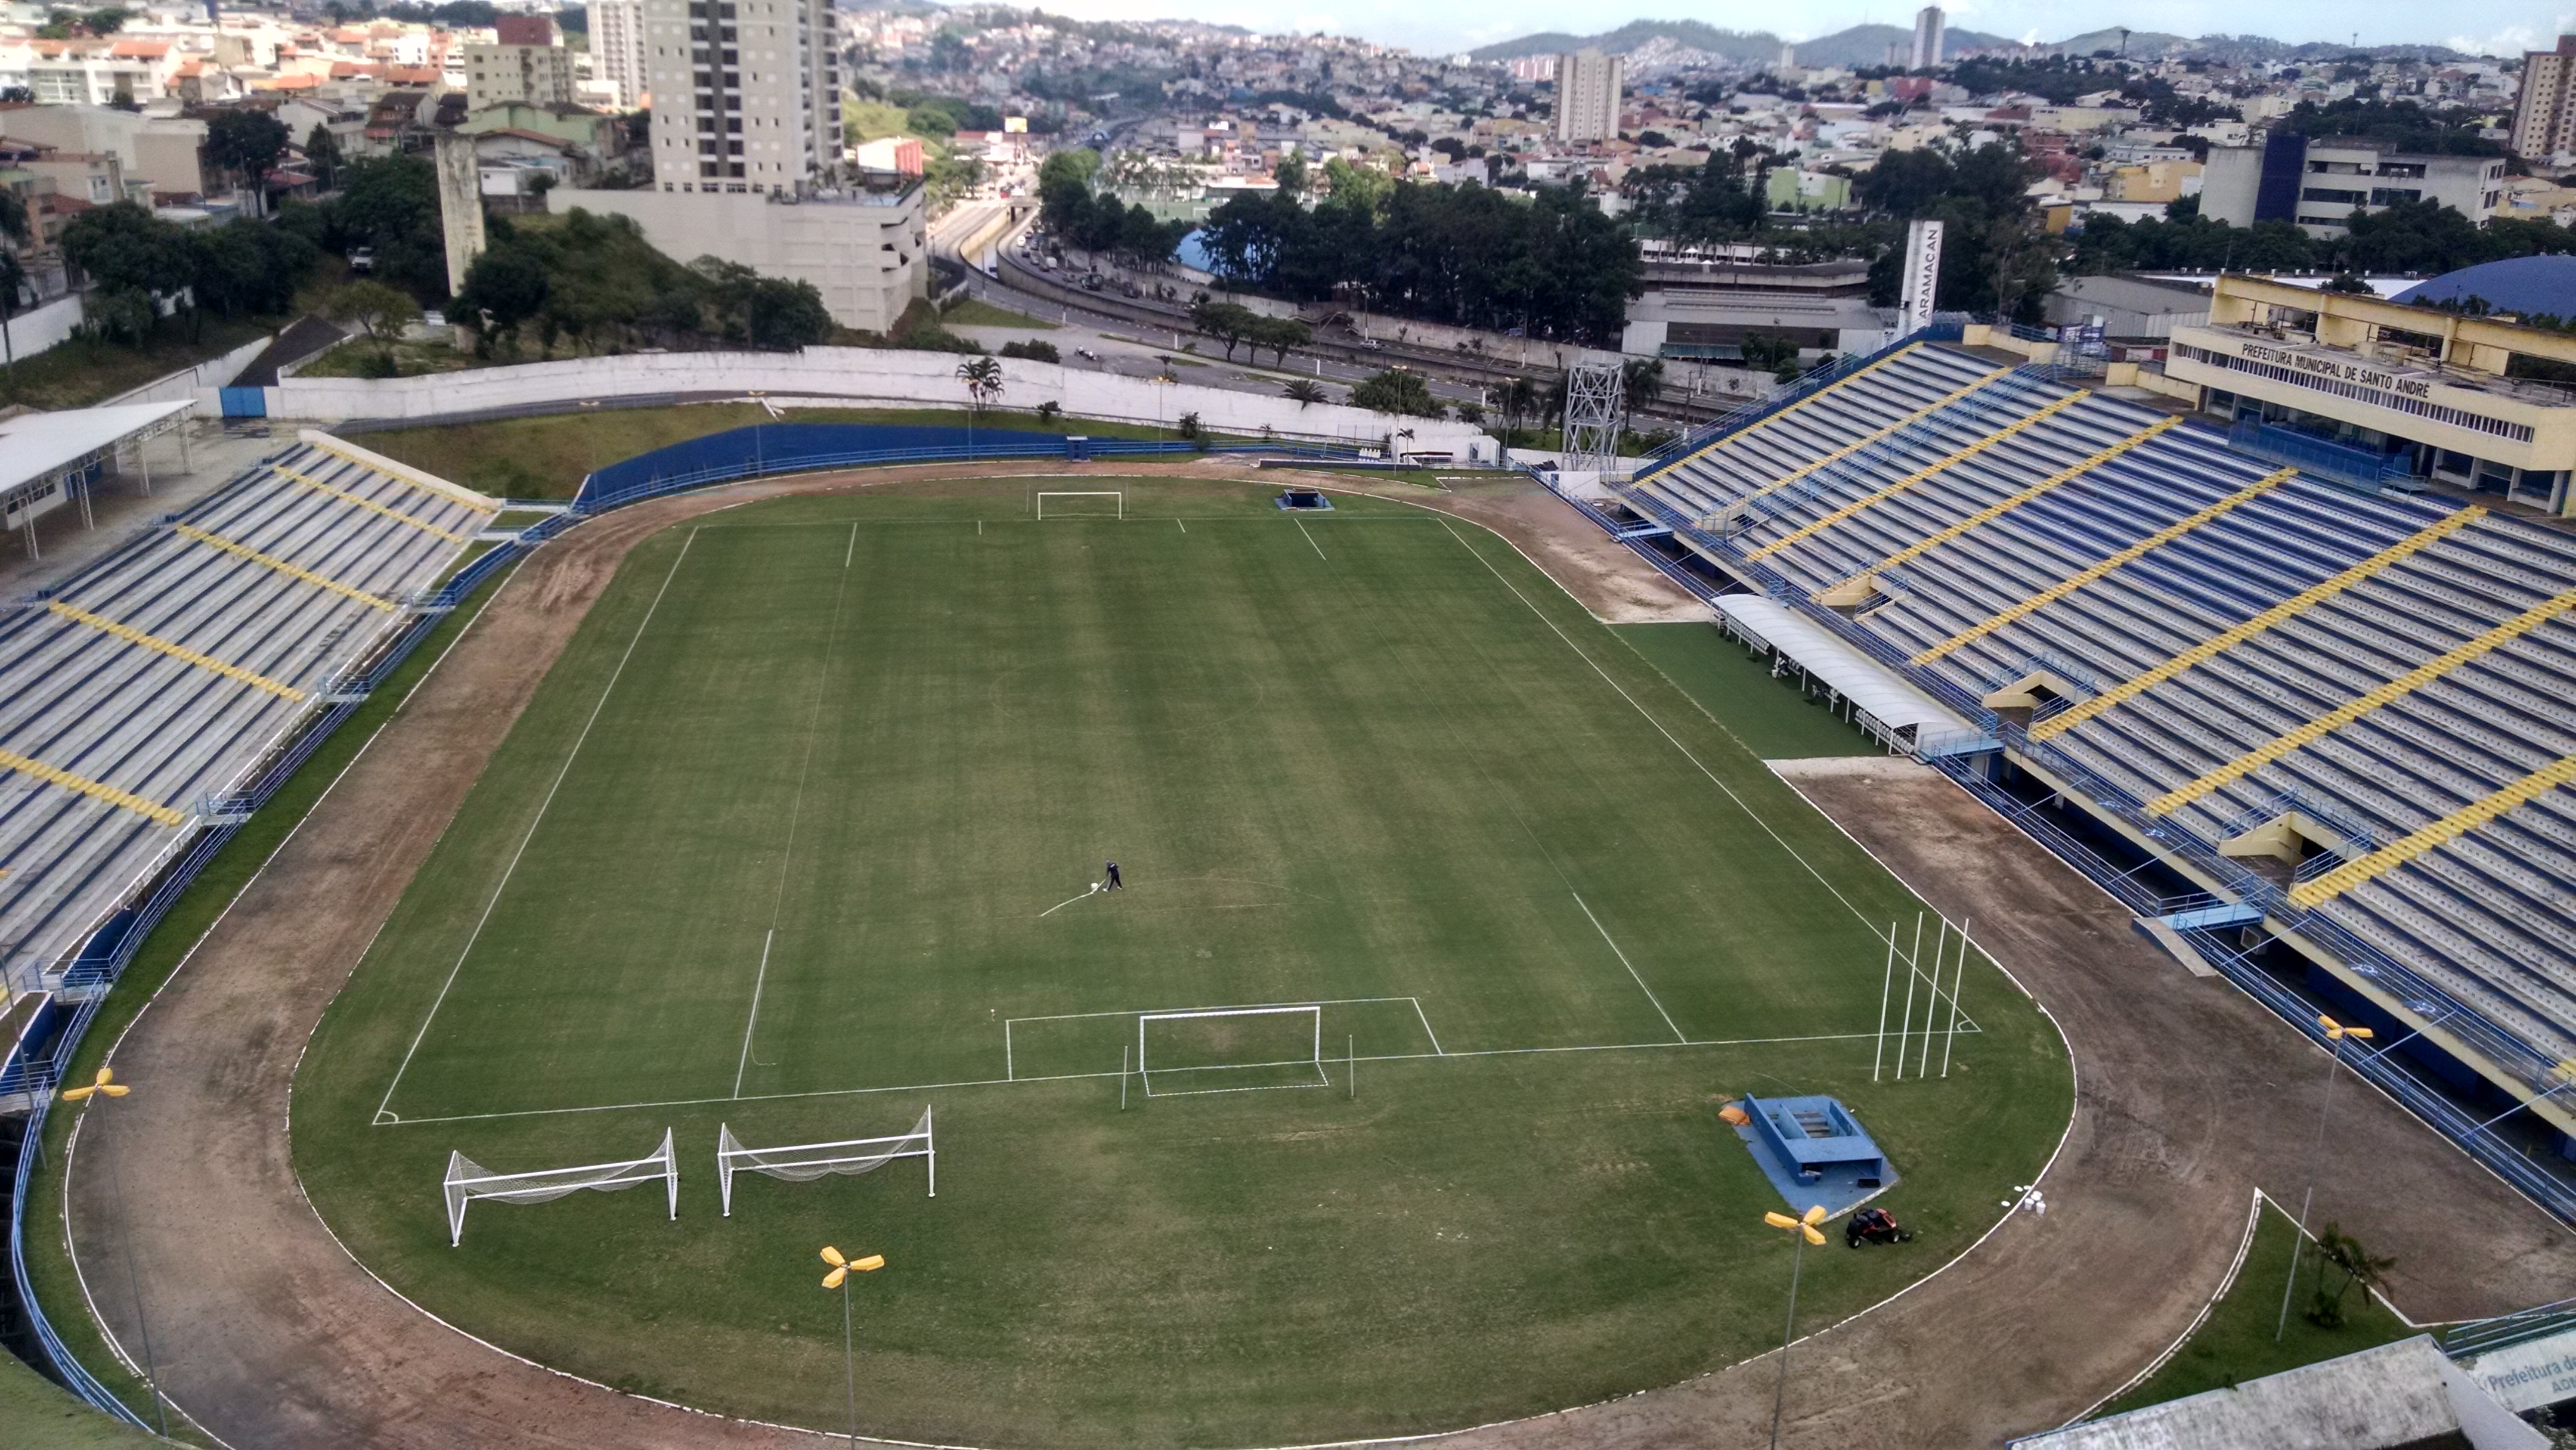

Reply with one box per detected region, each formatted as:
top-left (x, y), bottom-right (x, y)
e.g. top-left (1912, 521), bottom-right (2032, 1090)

top-left (349, 246), bottom-right (376, 274)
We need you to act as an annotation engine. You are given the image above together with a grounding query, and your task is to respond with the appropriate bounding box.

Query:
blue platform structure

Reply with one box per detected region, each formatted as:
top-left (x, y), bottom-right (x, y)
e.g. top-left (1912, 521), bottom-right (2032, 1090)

top-left (1735, 1094), bottom-right (1898, 1215)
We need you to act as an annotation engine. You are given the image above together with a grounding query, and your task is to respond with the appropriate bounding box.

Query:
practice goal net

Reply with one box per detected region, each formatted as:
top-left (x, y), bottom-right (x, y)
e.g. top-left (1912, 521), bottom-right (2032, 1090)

top-left (1137, 1005), bottom-right (1326, 1096)
top-left (717, 1105), bottom-right (936, 1216)
top-left (1036, 490), bottom-right (1124, 519)
top-left (443, 1127), bottom-right (677, 1247)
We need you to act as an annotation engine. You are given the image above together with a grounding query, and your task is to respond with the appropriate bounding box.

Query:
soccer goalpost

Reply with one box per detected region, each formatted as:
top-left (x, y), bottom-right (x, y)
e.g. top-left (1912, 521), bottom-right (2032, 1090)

top-left (716, 1105), bottom-right (935, 1216)
top-left (1136, 1005), bottom-right (1326, 1097)
top-left (1035, 490), bottom-right (1124, 519)
top-left (443, 1127), bottom-right (678, 1247)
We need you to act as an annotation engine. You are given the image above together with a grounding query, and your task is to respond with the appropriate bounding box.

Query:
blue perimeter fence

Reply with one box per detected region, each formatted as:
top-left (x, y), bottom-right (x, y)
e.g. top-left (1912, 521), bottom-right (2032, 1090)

top-left (5, 422), bottom-right (1416, 1424)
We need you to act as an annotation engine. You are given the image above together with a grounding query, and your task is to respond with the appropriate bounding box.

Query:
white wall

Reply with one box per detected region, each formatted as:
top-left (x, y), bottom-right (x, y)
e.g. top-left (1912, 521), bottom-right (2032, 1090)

top-left (108, 331), bottom-right (271, 409)
top-left (0, 293), bottom-right (86, 363)
top-left (261, 346), bottom-right (1499, 458)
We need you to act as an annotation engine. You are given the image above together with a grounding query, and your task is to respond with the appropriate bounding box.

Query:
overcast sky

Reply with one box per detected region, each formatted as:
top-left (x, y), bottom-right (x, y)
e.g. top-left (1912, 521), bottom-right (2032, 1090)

top-left (1014, 0), bottom-right (2574, 64)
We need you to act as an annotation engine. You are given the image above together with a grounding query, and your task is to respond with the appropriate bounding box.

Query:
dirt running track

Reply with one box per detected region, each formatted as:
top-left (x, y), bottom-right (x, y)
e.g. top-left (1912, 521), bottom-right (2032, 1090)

top-left (59, 466), bottom-right (2574, 1449)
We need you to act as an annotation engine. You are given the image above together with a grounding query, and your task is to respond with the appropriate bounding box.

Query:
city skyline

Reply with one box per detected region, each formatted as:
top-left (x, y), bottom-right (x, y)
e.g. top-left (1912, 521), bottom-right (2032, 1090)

top-left (987, 0), bottom-right (2574, 66)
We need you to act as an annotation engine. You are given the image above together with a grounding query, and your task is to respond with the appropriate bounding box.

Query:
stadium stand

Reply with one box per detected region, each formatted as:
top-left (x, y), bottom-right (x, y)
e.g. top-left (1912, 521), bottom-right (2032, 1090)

top-left (1610, 338), bottom-right (2576, 1219)
top-left (0, 437), bottom-right (492, 1007)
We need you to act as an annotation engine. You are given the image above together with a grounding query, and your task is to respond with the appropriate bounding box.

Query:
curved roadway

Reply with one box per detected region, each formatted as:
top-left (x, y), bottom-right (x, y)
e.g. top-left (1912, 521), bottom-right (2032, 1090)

top-left (57, 464), bottom-right (2576, 1448)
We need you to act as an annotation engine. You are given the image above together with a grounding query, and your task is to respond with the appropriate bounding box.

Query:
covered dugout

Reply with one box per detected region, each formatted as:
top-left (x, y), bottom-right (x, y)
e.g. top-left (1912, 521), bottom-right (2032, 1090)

top-left (0, 400), bottom-right (195, 560)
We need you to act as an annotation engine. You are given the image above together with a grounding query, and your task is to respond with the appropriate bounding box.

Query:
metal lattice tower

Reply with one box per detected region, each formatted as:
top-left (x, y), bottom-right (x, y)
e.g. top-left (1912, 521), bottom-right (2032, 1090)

top-left (1561, 361), bottom-right (1625, 473)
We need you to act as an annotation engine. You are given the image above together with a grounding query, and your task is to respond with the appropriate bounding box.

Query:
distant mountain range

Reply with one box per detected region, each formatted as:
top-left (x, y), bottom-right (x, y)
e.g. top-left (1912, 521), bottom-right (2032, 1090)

top-left (1463, 19), bottom-right (2470, 68)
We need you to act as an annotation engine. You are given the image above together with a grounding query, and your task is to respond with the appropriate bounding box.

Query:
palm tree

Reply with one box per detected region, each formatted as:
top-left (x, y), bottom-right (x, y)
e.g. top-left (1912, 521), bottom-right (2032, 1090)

top-left (957, 355), bottom-right (1004, 455)
top-left (1283, 379), bottom-right (1327, 408)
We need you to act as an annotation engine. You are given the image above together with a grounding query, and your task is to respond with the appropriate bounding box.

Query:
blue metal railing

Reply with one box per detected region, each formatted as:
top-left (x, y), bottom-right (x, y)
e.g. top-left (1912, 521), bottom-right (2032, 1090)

top-left (2227, 420), bottom-right (2413, 490)
top-left (2443, 1298), bottom-right (2576, 1358)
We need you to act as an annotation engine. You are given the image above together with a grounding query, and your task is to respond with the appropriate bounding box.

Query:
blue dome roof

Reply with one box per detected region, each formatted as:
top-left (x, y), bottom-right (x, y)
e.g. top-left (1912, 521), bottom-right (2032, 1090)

top-left (2389, 255), bottom-right (2576, 320)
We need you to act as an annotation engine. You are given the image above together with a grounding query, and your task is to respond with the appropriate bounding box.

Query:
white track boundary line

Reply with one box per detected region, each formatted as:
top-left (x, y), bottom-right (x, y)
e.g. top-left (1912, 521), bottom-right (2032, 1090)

top-left (733, 525), bottom-right (860, 1097)
top-left (1572, 891), bottom-right (1685, 1043)
top-left (1297, 518), bottom-right (1327, 559)
top-left (1436, 519), bottom-right (1892, 941)
top-left (373, 528), bottom-right (698, 1123)
top-left (732, 928), bottom-right (776, 1098)
top-left (1036, 885), bottom-right (1101, 917)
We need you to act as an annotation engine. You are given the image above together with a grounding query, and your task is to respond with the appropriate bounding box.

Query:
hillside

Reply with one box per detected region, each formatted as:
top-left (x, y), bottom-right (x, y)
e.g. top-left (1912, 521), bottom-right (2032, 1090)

top-left (1467, 20), bottom-right (2470, 67)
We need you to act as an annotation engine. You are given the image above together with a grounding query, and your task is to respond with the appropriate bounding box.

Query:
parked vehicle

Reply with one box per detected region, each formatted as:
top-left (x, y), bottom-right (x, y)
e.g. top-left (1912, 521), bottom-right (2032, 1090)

top-left (349, 246), bottom-right (376, 274)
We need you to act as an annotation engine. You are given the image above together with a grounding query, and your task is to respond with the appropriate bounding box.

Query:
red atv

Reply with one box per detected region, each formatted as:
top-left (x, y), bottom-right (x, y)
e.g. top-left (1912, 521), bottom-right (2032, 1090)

top-left (1846, 1207), bottom-right (1912, 1248)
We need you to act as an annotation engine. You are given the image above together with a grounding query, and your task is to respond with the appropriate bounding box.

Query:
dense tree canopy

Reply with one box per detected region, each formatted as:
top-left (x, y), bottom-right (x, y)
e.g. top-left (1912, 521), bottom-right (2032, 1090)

top-left (1199, 179), bottom-right (1640, 346)
top-left (60, 201), bottom-right (314, 342)
top-left (2068, 197), bottom-right (2576, 277)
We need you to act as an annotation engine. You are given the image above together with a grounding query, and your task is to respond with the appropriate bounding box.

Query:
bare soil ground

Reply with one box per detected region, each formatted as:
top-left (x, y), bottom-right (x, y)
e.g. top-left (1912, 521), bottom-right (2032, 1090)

top-left (55, 472), bottom-right (2564, 1449)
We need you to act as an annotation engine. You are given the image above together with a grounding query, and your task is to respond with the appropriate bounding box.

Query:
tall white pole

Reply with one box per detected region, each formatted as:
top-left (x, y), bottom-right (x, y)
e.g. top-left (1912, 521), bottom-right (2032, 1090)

top-left (925, 1103), bottom-right (936, 1198)
top-left (1872, 923), bottom-right (1895, 1082)
top-left (1769, 1231), bottom-right (1806, 1450)
top-left (2277, 1039), bottom-right (2346, 1340)
top-left (1894, 913), bottom-right (1922, 1082)
top-left (1917, 921), bottom-right (1941, 1080)
top-left (1942, 920), bottom-right (1971, 1078)
top-left (842, 1277), bottom-right (857, 1448)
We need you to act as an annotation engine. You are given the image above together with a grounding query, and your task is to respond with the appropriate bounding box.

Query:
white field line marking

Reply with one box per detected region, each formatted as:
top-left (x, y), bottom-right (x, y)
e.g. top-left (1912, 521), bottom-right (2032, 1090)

top-left (1572, 891), bottom-right (1685, 1043)
top-left (1411, 996), bottom-right (1445, 1055)
top-left (1436, 519), bottom-right (1891, 940)
top-left (1297, 518), bottom-right (1327, 559)
top-left (1007, 994), bottom-right (1423, 1025)
top-left (380, 1028), bottom-right (1931, 1126)
top-left (1036, 885), bottom-right (1100, 917)
top-left (374, 528), bottom-right (698, 1121)
top-left (731, 928), bottom-right (775, 1098)
top-left (1176, 518), bottom-right (1187, 532)
top-left (735, 525), bottom-right (862, 1096)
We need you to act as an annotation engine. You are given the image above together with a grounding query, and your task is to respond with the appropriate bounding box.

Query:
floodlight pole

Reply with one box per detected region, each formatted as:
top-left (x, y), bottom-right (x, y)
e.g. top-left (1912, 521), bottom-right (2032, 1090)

top-left (72, 1086), bottom-right (165, 1436)
top-left (840, 1274), bottom-right (857, 1448)
top-left (1769, 1229), bottom-right (1807, 1450)
top-left (2275, 1025), bottom-right (2358, 1340)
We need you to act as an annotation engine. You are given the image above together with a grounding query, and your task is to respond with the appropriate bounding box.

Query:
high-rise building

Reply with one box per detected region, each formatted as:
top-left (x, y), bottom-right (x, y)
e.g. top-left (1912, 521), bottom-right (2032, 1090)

top-left (466, 14), bottom-right (577, 111)
top-left (1908, 6), bottom-right (1945, 71)
top-left (1552, 48), bottom-right (1622, 145)
top-left (643, 0), bottom-right (841, 195)
top-left (2510, 35), bottom-right (2576, 162)
top-left (590, 0), bottom-right (649, 111)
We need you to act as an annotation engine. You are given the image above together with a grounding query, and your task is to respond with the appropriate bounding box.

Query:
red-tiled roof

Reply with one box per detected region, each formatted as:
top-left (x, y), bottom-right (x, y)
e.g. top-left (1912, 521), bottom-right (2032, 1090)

top-left (110, 39), bottom-right (171, 57)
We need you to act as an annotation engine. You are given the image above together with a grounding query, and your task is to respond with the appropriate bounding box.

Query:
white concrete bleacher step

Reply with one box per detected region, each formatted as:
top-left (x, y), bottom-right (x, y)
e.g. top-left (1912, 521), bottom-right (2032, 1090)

top-left (2133, 916), bottom-right (2221, 977)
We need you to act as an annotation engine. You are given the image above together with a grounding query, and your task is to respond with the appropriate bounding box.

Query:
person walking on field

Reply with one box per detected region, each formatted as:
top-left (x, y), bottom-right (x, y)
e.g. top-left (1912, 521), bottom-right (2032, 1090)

top-left (1104, 861), bottom-right (1123, 891)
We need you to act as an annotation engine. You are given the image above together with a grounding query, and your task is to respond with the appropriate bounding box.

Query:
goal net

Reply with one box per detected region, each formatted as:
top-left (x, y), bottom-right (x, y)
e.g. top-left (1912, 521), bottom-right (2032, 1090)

top-left (443, 1127), bottom-right (677, 1247)
top-left (716, 1105), bottom-right (935, 1217)
top-left (1036, 490), bottom-right (1124, 519)
top-left (1137, 1005), bottom-right (1326, 1096)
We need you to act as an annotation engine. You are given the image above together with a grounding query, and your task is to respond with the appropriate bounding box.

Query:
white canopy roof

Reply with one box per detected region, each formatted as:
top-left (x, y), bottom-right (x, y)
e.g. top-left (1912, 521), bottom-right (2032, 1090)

top-left (0, 399), bottom-right (194, 500)
top-left (1715, 594), bottom-right (1971, 738)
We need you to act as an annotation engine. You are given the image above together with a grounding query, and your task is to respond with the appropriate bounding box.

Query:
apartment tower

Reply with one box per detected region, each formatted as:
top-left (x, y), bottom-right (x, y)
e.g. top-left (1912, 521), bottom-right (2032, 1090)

top-left (2511, 35), bottom-right (2576, 162)
top-left (1552, 48), bottom-right (1623, 144)
top-left (643, 0), bottom-right (841, 193)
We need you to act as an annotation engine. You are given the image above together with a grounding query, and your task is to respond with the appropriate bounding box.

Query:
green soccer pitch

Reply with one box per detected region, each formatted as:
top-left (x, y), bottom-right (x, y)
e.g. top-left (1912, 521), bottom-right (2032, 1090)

top-left (293, 476), bottom-right (2073, 1447)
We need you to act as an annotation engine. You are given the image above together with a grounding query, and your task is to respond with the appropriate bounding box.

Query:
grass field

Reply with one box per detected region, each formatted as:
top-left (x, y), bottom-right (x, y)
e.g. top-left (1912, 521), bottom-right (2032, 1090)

top-left (293, 477), bottom-right (2071, 1446)
top-left (2101, 1199), bottom-right (2418, 1416)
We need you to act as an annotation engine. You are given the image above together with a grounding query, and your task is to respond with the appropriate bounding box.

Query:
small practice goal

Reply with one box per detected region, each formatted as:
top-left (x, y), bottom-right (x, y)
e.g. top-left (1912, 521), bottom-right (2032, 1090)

top-left (716, 1105), bottom-right (935, 1216)
top-left (1036, 490), bottom-right (1124, 519)
top-left (1137, 1005), bottom-right (1327, 1096)
top-left (443, 1127), bottom-right (677, 1246)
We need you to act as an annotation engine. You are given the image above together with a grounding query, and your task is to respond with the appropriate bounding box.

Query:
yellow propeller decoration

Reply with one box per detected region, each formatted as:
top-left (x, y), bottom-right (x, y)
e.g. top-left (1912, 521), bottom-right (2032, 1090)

top-left (820, 1246), bottom-right (885, 1289)
top-left (1763, 1204), bottom-right (1829, 1245)
top-left (2318, 1015), bottom-right (2374, 1045)
top-left (61, 1068), bottom-right (129, 1102)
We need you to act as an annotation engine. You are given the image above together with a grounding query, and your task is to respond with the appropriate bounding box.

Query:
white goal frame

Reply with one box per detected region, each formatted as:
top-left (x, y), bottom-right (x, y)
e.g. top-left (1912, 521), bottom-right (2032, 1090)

top-left (1137, 1005), bottom-right (1326, 1097)
top-left (1035, 490), bottom-right (1125, 519)
top-left (717, 1105), bottom-right (935, 1216)
top-left (443, 1126), bottom-right (677, 1247)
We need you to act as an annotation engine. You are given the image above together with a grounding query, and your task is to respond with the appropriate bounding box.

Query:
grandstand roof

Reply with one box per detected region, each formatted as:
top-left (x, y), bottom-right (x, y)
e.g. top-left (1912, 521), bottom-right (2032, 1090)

top-left (0, 400), bottom-right (194, 506)
top-left (2391, 255), bottom-right (2576, 320)
top-left (1713, 594), bottom-right (1973, 739)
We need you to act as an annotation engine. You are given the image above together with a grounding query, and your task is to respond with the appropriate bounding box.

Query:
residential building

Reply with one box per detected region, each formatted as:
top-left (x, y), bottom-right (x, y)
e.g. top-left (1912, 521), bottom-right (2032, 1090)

top-left (642, 0), bottom-right (841, 195)
top-left (1908, 7), bottom-right (1945, 72)
top-left (550, 184), bottom-right (925, 332)
top-left (1621, 255), bottom-right (1887, 360)
top-left (852, 135), bottom-right (922, 176)
top-left (1552, 48), bottom-right (1621, 145)
top-left (2042, 274), bottom-right (2212, 342)
top-left (466, 15), bottom-right (577, 113)
top-left (2509, 35), bottom-right (2576, 162)
top-left (0, 105), bottom-right (208, 202)
top-left (2162, 273), bottom-right (2576, 513)
top-left (2199, 133), bottom-right (2503, 237)
top-left (590, 0), bottom-right (650, 111)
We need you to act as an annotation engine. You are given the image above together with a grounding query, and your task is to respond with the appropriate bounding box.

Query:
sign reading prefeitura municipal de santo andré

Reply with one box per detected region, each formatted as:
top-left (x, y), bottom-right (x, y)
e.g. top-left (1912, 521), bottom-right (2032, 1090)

top-left (2459, 1326), bottom-right (2576, 1413)
top-left (2231, 339), bottom-right (2441, 402)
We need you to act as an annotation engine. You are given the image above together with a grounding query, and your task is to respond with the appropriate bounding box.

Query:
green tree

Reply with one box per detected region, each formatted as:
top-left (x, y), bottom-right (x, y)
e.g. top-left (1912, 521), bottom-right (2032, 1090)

top-left (2303, 1224), bottom-right (2395, 1330)
top-left (745, 277), bottom-right (831, 349)
top-left (205, 109), bottom-right (290, 199)
top-left (327, 278), bottom-right (422, 368)
top-left (304, 122), bottom-right (344, 190)
top-left (1351, 366), bottom-right (1440, 417)
top-left (451, 246), bottom-right (550, 354)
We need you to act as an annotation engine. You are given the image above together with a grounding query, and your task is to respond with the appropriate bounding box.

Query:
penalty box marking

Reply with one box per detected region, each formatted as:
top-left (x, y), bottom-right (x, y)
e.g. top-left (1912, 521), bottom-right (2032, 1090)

top-left (370, 1028), bottom-right (1946, 1127)
top-left (1005, 996), bottom-right (1442, 1082)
